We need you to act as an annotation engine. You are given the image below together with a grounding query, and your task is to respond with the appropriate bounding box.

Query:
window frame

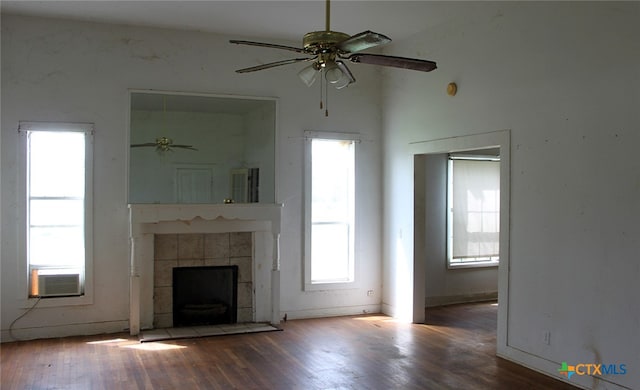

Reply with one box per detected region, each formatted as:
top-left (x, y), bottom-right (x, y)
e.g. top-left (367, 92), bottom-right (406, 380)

top-left (446, 154), bottom-right (500, 269)
top-left (303, 130), bottom-right (359, 290)
top-left (17, 121), bottom-right (94, 307)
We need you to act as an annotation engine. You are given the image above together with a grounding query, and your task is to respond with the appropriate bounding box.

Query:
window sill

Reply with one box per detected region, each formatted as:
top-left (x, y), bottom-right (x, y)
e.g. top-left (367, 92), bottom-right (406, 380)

top-left (20, 294), bottom-right (92, 309)
top-left (304, 280), bottom-right (356, 292)
top-left (447, 261), bottom-right (499, 270)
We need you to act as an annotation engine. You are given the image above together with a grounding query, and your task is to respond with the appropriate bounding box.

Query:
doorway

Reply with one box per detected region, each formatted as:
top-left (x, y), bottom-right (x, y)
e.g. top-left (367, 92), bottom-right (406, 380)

top-left (411, 130), bottom-right (510, 355)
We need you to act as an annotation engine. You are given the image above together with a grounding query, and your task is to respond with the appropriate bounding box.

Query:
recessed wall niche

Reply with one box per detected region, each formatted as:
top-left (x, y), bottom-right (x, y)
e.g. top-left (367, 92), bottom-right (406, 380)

top-left (129, 91), bottom-right (276, 204)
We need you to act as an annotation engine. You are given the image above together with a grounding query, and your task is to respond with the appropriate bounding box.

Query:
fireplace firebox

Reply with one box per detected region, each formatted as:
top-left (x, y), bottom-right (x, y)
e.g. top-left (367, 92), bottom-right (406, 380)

top-left (173, 266), bottom-right (238, 327)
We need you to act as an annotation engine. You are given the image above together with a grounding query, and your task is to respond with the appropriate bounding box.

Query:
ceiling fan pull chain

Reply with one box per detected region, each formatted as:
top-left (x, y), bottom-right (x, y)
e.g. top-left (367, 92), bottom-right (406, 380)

top-left (320, 69), bottom-right (324, 110)
top-left (325, 77), bottom-right (329, 117)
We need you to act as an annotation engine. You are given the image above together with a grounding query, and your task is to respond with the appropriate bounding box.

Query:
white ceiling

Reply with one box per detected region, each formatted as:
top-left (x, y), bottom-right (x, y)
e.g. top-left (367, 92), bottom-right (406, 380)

top-left (1, 0), bottom-right (450, 44)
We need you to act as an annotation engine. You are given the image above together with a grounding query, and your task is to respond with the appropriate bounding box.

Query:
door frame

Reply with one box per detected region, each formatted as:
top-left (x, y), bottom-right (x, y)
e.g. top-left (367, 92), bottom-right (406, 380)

top-left (410, 129), bottom-right (510, 355)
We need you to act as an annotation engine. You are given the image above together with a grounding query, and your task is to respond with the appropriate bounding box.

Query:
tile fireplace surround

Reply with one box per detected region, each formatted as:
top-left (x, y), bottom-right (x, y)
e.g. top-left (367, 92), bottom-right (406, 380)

top-left (128, 204), bottom-right (283, 336)
top-left (154, 233), bottom-right (250, 328)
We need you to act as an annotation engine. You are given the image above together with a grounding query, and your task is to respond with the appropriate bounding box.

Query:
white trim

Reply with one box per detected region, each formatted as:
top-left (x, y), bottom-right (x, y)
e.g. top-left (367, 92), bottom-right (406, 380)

top-left (447, 259), bottom-right (499, 269)
top-left (127, 88), bottom-right (277, 104)
top-left (283, 304), bottom-right (381, 321)
top-left (18, 121), bottom-right (94, 134)
top-left (16, 122), bottom-right (94, 308)
top-left (1, 320), bottom-right (128, 343)
top-left (303, 131), bottom-right (360, 291)
top-left (303, 130), bottom-right (362, 142)
top-left (425, 292), bottom-right (498, 307)
top-left (496, 348), bottom-right (595, 390)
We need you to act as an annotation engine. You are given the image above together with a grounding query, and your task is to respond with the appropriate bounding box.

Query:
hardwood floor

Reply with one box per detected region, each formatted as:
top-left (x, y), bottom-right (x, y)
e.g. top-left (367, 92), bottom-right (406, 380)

top-left (1, 302), bottom-right (576, 389)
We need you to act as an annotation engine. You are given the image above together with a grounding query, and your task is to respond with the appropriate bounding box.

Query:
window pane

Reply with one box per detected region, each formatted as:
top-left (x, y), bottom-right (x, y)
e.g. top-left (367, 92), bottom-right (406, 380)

top-left (309, 138), bottom-right (355, 284)
top-left (29, 132), bottom-right (85, 197)
top-left (30, 199), bottom-right (84, 226)
top-left (27, 128), bottom-right (87, 281)
top-left (311, 223), bottom-right (350, 282)
top-left (311, 139), bottom-right (353, 223)
top-left (29, 226), bottom-right (84, 267)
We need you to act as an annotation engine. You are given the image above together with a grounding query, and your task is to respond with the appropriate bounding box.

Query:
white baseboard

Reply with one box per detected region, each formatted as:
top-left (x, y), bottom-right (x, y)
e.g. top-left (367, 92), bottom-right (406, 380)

top-left (282, 304), bottom-right (381, 321)
top-left (498, 345), bottom-right (632, 390)
top-left (1, 320), bottom-right (129, 343)
top-left (425, 291), bottom-right (498, 307)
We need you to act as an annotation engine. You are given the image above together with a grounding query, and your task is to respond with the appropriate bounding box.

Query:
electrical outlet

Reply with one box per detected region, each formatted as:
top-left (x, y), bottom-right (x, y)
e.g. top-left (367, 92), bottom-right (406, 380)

top-left (544, 331), bottom-right (551, 345)
top-left (367, 290), bottom-right (374, 296)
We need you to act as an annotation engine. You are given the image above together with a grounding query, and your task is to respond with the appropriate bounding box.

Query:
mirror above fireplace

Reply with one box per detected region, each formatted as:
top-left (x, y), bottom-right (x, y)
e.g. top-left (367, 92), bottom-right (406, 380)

top-left (128, 90), bottom-right (276, 204)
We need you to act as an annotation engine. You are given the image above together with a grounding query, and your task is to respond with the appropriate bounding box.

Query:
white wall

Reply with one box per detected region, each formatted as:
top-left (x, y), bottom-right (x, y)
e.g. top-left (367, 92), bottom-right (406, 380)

top-left (382, 2), bottom-right (639, 389)
top-left (1, 14), bottom-right (383, 340)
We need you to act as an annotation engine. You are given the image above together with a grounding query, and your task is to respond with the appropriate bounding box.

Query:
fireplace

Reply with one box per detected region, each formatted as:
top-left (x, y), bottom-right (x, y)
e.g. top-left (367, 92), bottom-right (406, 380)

top-left (128, 203), bottom-right (283, 336)
top-left (152, 232), bottom-right (254, 328)
top-left (173, 266), bottom-right (238, 327)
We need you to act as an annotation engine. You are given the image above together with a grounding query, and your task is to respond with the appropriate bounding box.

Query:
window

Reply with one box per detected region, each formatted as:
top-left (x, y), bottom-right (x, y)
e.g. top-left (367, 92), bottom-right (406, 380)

top-left (20, 122), bottom-right (93, 298)
top-left (447, 154), bottom-right (500, 268)
top-left (304, 131), bottom-right (357, 287)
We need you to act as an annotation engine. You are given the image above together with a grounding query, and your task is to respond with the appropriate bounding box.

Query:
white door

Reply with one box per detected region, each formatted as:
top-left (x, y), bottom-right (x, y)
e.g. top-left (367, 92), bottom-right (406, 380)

top-left (176, 168), bottom-right (212, 203)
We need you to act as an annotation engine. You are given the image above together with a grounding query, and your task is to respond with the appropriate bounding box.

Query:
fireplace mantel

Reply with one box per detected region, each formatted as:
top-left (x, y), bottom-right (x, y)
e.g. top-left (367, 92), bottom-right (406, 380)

top-left (128, 203), bottom-right (283, 335)
top-left (129, 203), bottom-right (283, 230)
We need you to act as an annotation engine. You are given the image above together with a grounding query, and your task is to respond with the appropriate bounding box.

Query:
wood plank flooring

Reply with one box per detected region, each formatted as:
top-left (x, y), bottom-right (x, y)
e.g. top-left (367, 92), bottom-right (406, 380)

top-left (1, 302), bottom-right (577, 389)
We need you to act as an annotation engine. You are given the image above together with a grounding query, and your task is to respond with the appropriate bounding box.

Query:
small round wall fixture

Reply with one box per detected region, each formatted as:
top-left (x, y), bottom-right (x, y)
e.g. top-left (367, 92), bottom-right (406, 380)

top-left (447, 82), bottom-right (457, 96)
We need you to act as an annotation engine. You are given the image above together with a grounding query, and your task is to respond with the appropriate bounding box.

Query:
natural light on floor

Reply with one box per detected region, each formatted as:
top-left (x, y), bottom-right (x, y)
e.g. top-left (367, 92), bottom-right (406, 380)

top-left (86, 338), bottom-right (187, 351)
top-left (123, 342), bottom-right (187, 351)
top-left (353, 315), bottom-right (403, 323)
top-left (86, 338), bottom-right (128, 345)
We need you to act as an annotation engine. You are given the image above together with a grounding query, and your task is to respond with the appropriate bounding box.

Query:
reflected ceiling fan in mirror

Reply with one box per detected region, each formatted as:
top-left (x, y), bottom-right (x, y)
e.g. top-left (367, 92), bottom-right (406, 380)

top-left (130, 95), bottom-right (198, 153)
top-left (230, 0), bottom-right (437, 116)
top-left (131, 136), bottom-right (197, 153)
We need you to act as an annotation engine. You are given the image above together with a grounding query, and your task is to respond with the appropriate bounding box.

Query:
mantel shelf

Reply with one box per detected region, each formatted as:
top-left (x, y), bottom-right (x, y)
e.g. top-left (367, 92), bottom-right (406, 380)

top-left (128, 203), bottom-right (283, 231)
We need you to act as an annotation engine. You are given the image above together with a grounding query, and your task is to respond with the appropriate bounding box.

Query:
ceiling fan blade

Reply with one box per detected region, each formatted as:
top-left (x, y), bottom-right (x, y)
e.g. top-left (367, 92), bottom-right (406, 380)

top-left (348, 53), bottom-right (437, 72)
top-left (171, 145), bottom-right (198, 151)
top-left (235, 57), bottom-right (315, 73)
top-left (336, 30), bottom-right (392, 53)
top-left (230, 40), bottom-right (308, 54)
top-left (130, 143), bottom-right (158, 148)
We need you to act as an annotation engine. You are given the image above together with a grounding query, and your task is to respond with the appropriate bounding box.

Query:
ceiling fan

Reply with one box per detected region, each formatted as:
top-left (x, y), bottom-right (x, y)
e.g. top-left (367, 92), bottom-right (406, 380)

top-left (130, 95), bottom-right (197, 153)
top-left (131, 136), bottom-right (198, 153)
top-left (230, 0), bottom-right (437, 115)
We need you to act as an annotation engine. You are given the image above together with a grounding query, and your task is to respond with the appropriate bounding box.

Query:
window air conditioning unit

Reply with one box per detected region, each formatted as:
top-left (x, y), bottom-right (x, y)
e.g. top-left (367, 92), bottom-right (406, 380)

top-left (31, 271), bottom-right (81, 297)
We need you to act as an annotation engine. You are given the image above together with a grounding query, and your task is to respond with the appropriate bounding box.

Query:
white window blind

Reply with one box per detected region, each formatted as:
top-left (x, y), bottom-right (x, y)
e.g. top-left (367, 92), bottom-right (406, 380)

top-left (448, 158), bottom-right (500, 266)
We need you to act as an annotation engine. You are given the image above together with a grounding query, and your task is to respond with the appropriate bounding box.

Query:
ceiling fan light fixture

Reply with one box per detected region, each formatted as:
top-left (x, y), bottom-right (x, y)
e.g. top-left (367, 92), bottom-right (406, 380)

top-left (334, 60), bottom-right (355, 89)
top-left (324, 62), bottom-right (344, 84)
top-left (298, 63), bottom-right (319, 87)
top-left (333, 77), bottom-right (350, 90)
